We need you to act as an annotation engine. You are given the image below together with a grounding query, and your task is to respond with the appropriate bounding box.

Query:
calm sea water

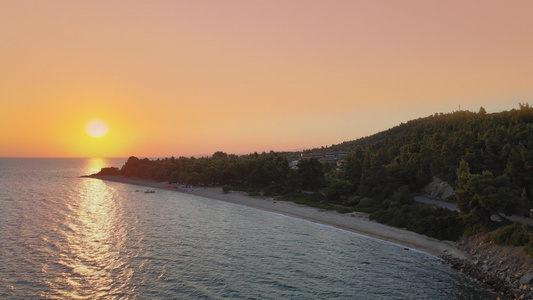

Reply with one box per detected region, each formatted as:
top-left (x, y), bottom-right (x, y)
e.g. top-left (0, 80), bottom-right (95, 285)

top-left (0, 158), bottom-right (496, 299)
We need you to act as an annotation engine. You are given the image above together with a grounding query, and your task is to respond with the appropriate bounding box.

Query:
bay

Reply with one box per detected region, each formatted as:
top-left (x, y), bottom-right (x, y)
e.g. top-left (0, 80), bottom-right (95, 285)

top-left (0, 158), bottom-right (496, 299)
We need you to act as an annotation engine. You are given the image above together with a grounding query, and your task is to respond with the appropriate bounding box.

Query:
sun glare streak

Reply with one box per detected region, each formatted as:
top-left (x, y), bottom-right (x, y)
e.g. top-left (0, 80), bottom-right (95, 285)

top-left (44, 178), bottom-right (135, 298)
top-left (83, 158), bottom-right (107, 176)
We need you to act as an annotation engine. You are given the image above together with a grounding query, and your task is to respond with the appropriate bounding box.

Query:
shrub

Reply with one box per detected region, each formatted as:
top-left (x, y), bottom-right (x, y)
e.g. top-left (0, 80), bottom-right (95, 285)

top-left (354, 198), bottom-right (383, 213)
top-left (370, 204), bottom-right (464, 241)
top-left (390, 185), bottom-right (414, 204)
top-left (342, 196), bottom-right (361, 207)
top-left (524, 240), bottom-right (533, 258)
top-left (263, 185), bottom-right (283, 197)
top-left (485, 223), bottom-right (530, 246)
top-left (335, 207), bottom-right (353, 213)
top-left (222, 185), bottom-right (232, 193)
top-left (276, 192), bottom-right (356, 213)
top-left (247, 189), bottom-right (261, 196)
top-left (463, 223), bottom-right (487, 237)
top-left (311, 192), bottom-right (327, 202)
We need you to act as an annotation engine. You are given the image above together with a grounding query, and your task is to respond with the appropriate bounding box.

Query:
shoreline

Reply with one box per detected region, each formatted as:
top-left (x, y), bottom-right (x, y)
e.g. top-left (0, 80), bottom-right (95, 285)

top-left (83, 174), bottom-right (468, 260)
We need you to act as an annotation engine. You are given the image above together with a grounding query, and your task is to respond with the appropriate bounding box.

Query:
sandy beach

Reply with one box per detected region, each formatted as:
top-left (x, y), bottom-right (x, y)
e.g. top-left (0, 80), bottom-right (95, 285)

top-left (84, 175), bottom-right (468, 260)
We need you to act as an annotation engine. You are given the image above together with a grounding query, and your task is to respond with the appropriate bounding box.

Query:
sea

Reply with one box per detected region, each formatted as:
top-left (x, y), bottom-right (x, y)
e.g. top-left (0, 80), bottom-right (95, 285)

top-left (0, 158), bottom-right (497, 299)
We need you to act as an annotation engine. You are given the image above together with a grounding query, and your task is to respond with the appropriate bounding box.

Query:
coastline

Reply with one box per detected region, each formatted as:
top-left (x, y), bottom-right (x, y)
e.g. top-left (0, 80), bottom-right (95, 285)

top-left (83, 174), bottom-right (468, 260)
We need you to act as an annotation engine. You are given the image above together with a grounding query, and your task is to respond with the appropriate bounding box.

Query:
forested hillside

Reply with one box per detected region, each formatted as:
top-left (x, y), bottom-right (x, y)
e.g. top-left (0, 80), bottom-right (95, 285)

top-left (97, 103), bottom-right (533, 241)
top-left (336, 104), bottom-right (532, 214)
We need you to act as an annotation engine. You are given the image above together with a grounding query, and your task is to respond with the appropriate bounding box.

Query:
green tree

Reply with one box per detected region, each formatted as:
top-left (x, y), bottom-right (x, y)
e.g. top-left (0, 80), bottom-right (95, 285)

top-left (324, 179), bottom-right (353, 203)
top-left (344, 153), bottom-right (362, 192)
top-left (456, 160), bottom-right (488, 226)
top-left (507, 145), bottom-right (533, 204)
top-left (169, 171), bottom-right (180, 184)
top-left (283, 169), bottom-right (302, 193)
top-left (121, 156), bottom-right (151, 177)
top-left (212, 151), bottom-right (228, 160)
top-left (186, 172), bottom-right (201, 186)
top-left (456, 159), bottom-right (518, 228)
top-left (297, 158), bottom-right (326, 190)
top-left (390, 185), bottom-right (413, 204)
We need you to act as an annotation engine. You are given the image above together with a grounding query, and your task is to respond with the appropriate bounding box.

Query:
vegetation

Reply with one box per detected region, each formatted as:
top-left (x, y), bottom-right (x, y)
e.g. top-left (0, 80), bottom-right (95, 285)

top-left (222, 185), bottom-right (232, 193)
top-left (96, 167), bottom-right (121, 175)
top-left (275, 193), bottom-right (352, 213)
top-left (455, 159), bottom-right (518, 232)
top-left (96, 104), bottom-right (533, 244)
top-left (482, 222), bottom-right (533, 258)
top-left (485, 223), bottom-right (530, 247)
top-left (370, 204), bottom-right (464, 241)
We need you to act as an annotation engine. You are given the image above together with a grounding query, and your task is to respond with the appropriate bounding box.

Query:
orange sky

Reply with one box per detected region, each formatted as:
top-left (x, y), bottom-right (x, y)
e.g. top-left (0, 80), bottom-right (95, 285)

top-left (1, 1), bottom-right (532, 157)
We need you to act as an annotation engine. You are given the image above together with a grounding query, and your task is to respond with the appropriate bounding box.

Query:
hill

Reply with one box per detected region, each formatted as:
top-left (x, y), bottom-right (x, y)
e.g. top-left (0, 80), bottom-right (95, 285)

top-left (311, 104), bottom-right (532, 213)
top-left (95, 104), bottom-right (533, 240)
top-left (92, 103), bottom-right (533, 298)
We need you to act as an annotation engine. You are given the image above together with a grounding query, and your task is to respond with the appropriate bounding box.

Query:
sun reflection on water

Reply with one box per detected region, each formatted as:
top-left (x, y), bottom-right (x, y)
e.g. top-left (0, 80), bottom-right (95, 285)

top-left (83, 158), bottom-right (108, 176)
top-left (44, 174), bottom-right (135, 299)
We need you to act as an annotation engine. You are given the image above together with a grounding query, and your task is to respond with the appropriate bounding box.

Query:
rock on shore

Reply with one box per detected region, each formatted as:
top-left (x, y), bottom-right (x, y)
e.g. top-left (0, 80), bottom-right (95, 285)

top-left (445, 234), bottom-right (533, 299)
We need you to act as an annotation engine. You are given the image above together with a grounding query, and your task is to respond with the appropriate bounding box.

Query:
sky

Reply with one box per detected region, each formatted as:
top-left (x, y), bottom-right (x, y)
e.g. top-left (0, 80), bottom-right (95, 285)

top-left (1, 1), bottom-right (532, 158)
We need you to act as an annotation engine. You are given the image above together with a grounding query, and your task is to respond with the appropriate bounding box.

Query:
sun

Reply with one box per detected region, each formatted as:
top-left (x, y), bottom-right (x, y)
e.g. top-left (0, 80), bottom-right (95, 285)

top-left (85, 119), bottom-right (109, 138)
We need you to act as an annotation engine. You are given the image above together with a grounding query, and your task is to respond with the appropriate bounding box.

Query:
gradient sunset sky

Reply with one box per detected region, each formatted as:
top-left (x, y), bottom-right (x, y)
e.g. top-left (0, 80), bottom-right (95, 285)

top-left (1, 1), bottom-right (531, 158)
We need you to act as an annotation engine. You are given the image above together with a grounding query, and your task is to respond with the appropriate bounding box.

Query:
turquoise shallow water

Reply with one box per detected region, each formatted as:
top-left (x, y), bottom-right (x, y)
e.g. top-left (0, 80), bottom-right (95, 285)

top-left (0, 158), bottom-right (496, 299)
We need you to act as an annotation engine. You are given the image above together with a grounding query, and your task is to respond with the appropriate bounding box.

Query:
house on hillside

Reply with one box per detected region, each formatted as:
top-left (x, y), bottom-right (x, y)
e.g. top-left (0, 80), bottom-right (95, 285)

top-left (325, 151), bottom-right (347, 159)
top-left (300, 153), bottom-right (325, 159)
top-left (298, 151), bottom-right (348, 169)
top-left (290, 160), bottom-right (299, 169)
top-left (319, 157), bottom-right (336, 164)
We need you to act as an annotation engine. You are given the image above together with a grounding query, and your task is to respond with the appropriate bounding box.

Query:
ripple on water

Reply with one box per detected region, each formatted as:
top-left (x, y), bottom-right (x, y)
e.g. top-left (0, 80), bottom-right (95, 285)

top-left (0, 158), bottom-right (498, 299)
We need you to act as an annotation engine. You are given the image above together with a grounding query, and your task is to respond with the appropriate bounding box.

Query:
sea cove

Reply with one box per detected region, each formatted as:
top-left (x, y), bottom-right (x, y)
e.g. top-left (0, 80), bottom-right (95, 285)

top-left (0, 158), bottom-right (496, 299)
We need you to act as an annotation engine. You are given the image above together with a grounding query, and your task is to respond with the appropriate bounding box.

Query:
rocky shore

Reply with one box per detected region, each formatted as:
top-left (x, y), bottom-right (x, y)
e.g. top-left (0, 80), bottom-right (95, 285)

top-left (421, 177), bottom-right (533, 299)
top-left (443, 234), bottom-right (533, 300)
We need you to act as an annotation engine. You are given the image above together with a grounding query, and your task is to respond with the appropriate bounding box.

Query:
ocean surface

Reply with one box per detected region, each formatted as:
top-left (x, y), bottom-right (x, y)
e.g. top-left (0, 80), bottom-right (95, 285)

top-left (0, 158), bottom-right (496, 299)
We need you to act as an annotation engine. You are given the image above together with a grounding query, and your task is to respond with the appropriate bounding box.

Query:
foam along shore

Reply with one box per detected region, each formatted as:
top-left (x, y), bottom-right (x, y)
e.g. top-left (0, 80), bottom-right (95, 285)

top-left (83, 175), bottom-right (468, 260)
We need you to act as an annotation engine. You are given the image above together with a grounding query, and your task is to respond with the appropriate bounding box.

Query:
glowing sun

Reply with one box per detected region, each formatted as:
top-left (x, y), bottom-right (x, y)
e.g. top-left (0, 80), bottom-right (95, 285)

top-left (85, 120), bottom-right (109, 138)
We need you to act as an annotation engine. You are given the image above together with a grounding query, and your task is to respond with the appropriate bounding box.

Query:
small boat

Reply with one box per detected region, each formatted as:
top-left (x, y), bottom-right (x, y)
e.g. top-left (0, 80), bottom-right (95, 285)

top-left (144, 189), bottom-right (155, 193)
